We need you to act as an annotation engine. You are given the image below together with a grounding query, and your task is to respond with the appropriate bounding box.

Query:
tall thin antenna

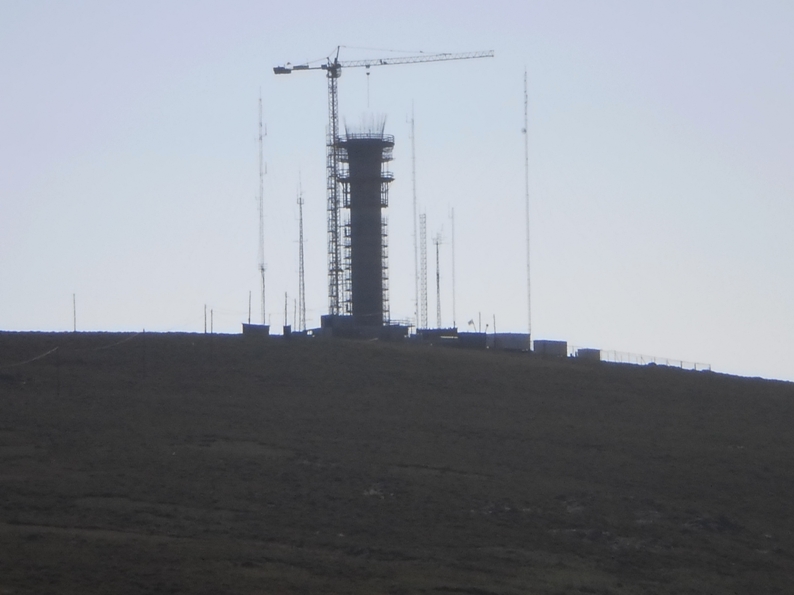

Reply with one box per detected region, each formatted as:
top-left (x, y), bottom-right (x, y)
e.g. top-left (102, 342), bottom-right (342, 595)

top-left (433, 232), bottom-right (444, 329)
top-left (450, 208), bottom-right (456, 329)
top-left (297, 174), bottom-right (307, 332)
top-left (410, 105), bottom-right (419, 330)
top-left (419, 213), bottom-right (428, 329)
top-left (523, 68), bottom-right (532, 345)
top-left (258, 91), bottom-right (267, 325)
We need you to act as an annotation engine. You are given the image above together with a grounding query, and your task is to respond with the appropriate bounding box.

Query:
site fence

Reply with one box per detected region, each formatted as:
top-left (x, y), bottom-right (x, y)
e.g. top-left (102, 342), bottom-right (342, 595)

top-left (569, 345), bottom-right (711, 372)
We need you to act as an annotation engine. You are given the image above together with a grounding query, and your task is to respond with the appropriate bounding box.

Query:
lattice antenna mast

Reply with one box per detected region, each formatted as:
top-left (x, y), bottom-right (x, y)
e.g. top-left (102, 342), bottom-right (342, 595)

top-left (273, 48), bottom-right (494, 318)
top-left (419, 213), bottom-right (428, 329)
top-left (258, 92), bottom-right (267, 325)
top-left (433, 232), bottom-right (445, 329)
top-left (297, 175), bottom-right (307, 332)
top-left (410, 105), bottom-right (419, 330)
top-left (523, 69), bottom-right (532, 344)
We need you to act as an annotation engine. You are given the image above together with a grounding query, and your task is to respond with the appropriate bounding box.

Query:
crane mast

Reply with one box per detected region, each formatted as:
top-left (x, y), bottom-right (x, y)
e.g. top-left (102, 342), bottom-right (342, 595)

top-left (274, 48), bottom-right (494, 317)
top-left (326, 60), bottom-right (342, 315)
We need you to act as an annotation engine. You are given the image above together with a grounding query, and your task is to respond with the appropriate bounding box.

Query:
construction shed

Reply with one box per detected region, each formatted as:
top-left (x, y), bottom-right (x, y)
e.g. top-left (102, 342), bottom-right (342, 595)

top-left (489, 333), bottom-right (531, 351)
top-left (533, 340), bottom-right (568, 357)
top-left (576, 348), bottom-right (601, 362)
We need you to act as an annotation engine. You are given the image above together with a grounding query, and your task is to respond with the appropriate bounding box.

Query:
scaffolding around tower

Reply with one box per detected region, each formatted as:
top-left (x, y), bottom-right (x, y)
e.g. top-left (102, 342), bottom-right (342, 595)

top-left (338, 122), bottom-right (394, 327)
top-left (319, 121), bottom-right (406, 339)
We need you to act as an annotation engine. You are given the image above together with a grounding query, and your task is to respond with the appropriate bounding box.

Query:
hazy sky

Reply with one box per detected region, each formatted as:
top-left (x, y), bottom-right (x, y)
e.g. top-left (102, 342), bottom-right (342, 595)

top-left (1, 1), bottom-right (792, 382)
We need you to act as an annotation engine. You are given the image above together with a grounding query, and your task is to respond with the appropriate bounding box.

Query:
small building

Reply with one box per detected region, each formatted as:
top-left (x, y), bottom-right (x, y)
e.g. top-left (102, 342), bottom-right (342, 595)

top-left (320, 314), bottom-right (408, 340)
top-left (457, 332), bottom-right (487, 349)
top-left (242, 323), bottom-right (270, 338)
top-left (533, 339), bottom-right (568, 357)
top-left (490, 333), bottom-right (531, 351)
top-left (416, 328), bottom-right (458, 342)
top-left (576, 348), bottom-right (601, 362)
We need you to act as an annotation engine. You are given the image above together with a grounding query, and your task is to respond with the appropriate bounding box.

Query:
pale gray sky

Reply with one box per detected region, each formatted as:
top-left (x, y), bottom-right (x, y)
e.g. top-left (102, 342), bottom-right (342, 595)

top-left (1, 1), bottom-right (792, 381)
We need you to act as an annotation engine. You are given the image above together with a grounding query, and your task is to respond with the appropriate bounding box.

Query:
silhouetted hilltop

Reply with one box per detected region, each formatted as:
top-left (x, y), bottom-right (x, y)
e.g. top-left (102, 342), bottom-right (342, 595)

top-left (1, 332), bottom-right (792, 594)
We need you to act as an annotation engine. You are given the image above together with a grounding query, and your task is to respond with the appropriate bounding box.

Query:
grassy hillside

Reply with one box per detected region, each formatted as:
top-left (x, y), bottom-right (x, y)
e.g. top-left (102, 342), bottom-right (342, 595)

top-left (1, 332), bottom-right (792, 594)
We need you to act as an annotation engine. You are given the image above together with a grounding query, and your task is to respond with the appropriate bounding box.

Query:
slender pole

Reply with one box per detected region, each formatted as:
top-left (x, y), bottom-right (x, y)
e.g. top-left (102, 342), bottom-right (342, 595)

top-left (248, 291), bottom-right (252, 324)
top-left (410, 105), bottom-right (419, 330)
top-left (259, 92), bottom-right (267, 325)
top-left (433, 233), bottom-right (442, 329)
top-left (297, 175), bottom-right (306, 331)
top-left (419, 213), bottom-right (428, 329)
top-left (450, 208), bottom-right (456, 329)
top-left (260, 265), bottom-right (267, 325)
top-left (523, 68), bottom-right (532, 346)
top-left (210, 309), bottom-right (214, 334)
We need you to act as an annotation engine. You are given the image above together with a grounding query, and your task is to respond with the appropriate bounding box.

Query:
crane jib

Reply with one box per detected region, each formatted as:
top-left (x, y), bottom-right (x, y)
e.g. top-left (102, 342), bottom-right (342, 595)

top-left (273, 50), bottom-right (494, 75)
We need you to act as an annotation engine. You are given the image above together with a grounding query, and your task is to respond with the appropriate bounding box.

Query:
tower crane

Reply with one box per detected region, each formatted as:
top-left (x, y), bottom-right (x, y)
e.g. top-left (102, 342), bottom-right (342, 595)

top-left (274, 47), bottom-right (494, 316)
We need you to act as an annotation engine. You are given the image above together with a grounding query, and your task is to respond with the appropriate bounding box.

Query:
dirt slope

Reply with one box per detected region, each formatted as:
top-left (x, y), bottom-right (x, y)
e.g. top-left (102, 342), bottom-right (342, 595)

top-left (1, 332), bottom-right (792, 594)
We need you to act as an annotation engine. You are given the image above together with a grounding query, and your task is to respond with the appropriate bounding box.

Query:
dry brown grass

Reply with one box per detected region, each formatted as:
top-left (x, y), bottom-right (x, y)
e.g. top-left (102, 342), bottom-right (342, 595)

top-left (1, 332), bottom-right (792, 593)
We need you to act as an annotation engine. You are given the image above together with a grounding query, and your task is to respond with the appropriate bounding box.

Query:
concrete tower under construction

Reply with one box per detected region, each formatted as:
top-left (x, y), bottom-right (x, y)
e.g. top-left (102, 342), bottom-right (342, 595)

top-left (338, 126), bottom-right (394, 327)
